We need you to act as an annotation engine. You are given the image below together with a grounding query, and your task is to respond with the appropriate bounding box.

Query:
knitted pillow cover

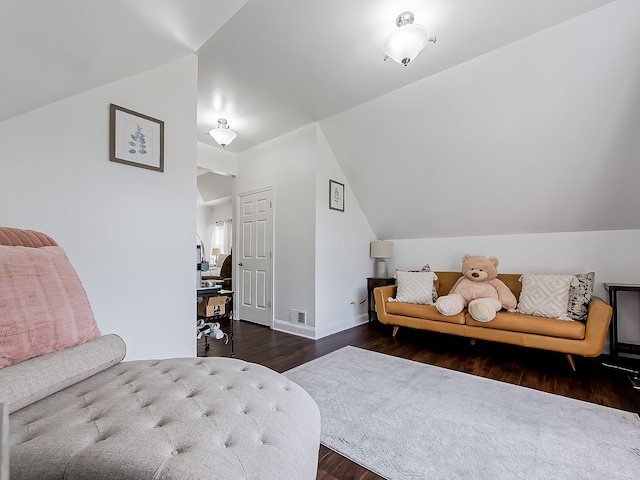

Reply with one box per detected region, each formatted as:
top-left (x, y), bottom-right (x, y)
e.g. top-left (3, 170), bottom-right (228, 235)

top-left (517, 274), bottom-right (578, 320)
top-left (0, 245), bottom-right (101, 368)
top-left (390, 271), bottom-right (437, 305)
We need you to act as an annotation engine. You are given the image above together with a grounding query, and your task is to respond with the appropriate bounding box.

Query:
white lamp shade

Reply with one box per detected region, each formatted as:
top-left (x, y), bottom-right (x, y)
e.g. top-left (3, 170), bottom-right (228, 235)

top-left (209, 127), bottom-right (237, 147)
top-left (211, 248), bottom-right (221, 256)
top-left (370, 240), bottom-right (393, 258)
top-left (383, 24), bottom-right (430, 65)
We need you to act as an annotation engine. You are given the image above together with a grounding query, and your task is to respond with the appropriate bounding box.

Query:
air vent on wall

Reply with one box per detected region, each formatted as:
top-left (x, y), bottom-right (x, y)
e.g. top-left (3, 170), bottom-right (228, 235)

top-left (290, 309), bottom-right (306, 325)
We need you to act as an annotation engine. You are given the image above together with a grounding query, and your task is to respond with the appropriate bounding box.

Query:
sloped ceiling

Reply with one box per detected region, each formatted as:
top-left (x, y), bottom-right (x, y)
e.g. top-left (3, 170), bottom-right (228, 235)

top-left (0, 0), bottom-right (247, 122)
top-left (197, 171), bottom-right (232, 205)
top-left (319, 1), bottom-right (640, 239)
top-left (196, 0), bottom-right (616, 153)
top-left (3, 0), bottom-right (638, 240)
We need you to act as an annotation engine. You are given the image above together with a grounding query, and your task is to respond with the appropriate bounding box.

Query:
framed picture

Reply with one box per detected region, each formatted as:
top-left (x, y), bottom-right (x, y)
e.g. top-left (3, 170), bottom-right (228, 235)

top-left (329, 179), bottom-right (344, 212)
top-left (110, 104), bottom-right (164, 172)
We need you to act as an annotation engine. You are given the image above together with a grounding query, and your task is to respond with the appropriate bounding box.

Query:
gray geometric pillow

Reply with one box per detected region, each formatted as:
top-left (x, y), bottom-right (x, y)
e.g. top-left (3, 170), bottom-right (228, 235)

top-left (567, 272), bottom-right (595, 322)
top-left (390, 271), bottom-right (437, 304)
top-left (420, 264), bottom-right (439, 303)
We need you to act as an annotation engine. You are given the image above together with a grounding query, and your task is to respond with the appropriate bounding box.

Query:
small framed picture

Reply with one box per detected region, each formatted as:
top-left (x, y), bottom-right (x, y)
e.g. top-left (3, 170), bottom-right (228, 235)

top-left (110, 104), bottom-right (164, 172)
top-left (329, 179), bottom-right (344, 212)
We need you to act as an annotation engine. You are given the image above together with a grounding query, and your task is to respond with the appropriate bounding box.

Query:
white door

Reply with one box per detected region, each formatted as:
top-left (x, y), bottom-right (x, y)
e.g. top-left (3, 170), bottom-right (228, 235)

top-left (237, 188), bottom-right (273, 327)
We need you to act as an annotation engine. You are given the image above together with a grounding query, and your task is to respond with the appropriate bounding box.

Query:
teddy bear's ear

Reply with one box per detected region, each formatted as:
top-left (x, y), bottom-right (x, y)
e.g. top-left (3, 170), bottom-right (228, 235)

top-left (489, 256), bottom-right (499, 267)
top-left (462, 254), bottom-right (471, 263)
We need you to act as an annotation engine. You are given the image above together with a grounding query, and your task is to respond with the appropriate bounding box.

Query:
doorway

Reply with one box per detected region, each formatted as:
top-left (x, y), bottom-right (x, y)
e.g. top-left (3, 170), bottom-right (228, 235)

top-left (236, 187), bottom-right (273, 327)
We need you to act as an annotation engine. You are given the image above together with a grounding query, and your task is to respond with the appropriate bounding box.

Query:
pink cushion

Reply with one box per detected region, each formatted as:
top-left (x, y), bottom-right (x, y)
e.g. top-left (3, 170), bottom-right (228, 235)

top-left (0, 245), bottom-right (101, 368)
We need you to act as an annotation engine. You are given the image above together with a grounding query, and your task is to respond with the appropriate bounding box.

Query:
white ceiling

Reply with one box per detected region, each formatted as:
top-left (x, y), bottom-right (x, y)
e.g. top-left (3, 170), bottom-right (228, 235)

top-left (196, 0), bottom-right (615, 152)
top-left (0, 0), bottom-right (246, 122)
top-left (4, 0), bottom-right (636, 240)
top-left (1, 0), bottom-right (613, 148)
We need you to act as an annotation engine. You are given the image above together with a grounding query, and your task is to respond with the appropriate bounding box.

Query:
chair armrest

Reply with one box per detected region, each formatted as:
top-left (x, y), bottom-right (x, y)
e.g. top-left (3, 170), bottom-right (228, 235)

top-left (373, 285), bottom-right (397, 325)
top-left (582, 296), bottom-right (613, 356)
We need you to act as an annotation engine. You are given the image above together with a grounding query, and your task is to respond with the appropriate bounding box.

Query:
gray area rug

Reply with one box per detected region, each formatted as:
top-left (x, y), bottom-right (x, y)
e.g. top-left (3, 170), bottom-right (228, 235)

top-left (284, 346), bottom-right (640, 480)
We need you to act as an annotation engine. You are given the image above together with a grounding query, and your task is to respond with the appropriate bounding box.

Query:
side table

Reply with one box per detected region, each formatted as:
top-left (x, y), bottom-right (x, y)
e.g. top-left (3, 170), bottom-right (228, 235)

top-left (603, 283), bottom-right (640, 389)
top-left (367, 277), bottom-right (395, 321)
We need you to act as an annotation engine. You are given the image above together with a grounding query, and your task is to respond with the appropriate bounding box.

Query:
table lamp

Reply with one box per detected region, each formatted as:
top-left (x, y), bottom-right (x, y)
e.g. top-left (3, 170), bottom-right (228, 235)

top-left (211, 248), bottom-right (222, 265)
top-left (370, 240), bottom-right (393, 278)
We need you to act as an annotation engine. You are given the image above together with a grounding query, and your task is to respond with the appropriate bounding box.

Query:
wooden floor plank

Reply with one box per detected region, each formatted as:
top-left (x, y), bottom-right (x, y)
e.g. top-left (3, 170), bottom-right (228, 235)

top-left (198, 319), bottom-right (640, 479)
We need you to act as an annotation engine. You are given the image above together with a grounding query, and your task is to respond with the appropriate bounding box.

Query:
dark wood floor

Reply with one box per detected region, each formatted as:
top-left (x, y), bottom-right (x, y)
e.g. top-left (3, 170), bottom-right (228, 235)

top-left (198, 319), bottom-right (640, 480)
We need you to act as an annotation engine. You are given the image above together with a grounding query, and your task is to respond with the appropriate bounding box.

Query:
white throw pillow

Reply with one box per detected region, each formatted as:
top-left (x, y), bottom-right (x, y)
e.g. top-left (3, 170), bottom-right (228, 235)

top-left (389, 271), bottom-right (437, 305)
top-left (517, 274), bottom-right (578, 320)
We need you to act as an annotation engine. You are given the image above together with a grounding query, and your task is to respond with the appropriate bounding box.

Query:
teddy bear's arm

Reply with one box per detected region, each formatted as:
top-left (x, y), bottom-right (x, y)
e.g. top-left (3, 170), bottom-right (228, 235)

top-left (447, 276), bottom-right (465, 294)
top-left (487, 279), bottom-right (517, 309)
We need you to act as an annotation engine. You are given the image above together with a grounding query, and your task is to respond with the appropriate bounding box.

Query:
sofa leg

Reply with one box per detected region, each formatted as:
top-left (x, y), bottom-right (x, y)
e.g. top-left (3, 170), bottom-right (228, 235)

top-left (392, 326), bottom-right (399, 337)
top-left (470, 339), bottom-right (476, 346)
top-left (566, 354), bottom-right (577, 372)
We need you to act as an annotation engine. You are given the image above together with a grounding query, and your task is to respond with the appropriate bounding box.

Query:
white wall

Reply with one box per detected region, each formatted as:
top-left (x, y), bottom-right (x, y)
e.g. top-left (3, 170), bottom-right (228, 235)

top-left (236, 124), bottom-right (317, 333)
top-left (196, 205), bottom-right (214, 265)
top-left (197, 141), bottom-right (237, 176)
top-left (211, 203), bottom-right (233, 223)
top-left (235, 123), bottom-right (375, 339)
top-left (0, 55), bottom-right (198, 360)
top-left (389, 229), bottom-right (640, 352)
top-left (315, 126), bottom-right (376, 337)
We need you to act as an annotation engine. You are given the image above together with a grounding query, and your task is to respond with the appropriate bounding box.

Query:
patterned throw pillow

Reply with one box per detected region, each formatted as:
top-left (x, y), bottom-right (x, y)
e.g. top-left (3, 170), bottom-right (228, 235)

top-left (567, 272), bottom-right (595, 322)
top-left (516, 274), bottom-right (578, 320)
top-left (420, 264), bottom-right (439, 303)
top-left (389, 271), bottom-right (437, 305)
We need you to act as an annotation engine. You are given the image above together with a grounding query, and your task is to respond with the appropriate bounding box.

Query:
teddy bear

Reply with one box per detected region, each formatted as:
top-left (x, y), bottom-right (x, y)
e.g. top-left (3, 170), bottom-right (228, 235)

top-left (435, 254), bottom-right (517, 322)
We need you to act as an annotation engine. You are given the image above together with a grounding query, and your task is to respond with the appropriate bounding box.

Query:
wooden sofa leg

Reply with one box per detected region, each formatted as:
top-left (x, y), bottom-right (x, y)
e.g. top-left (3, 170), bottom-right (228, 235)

top-left (566, 354), bottom-right (577, 372)
top-left (392, 326), bottom-right (399, 337)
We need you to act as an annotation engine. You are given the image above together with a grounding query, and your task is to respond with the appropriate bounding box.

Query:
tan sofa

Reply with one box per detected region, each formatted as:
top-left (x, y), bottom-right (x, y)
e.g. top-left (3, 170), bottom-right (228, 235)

top-left (374, 272), bottom-right (613, 370)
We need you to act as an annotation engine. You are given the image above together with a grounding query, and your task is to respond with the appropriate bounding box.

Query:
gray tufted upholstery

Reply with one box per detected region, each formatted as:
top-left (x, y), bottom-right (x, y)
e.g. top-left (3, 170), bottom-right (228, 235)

top-left (10, 356), bottom-right (321, 479)
top-left (2, 226), bottom-right (320, 479)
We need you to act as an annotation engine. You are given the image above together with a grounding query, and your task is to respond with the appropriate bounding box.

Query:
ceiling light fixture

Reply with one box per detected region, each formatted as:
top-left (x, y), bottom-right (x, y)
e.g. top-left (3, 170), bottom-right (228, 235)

top-left (207, 118), bottom-right (237, 147)
top-left (383, 12), bottom-right (436, 66)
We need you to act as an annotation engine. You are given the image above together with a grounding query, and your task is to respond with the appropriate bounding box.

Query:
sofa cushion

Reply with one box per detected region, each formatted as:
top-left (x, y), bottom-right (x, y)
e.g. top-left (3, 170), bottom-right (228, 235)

top-left (0, 245), bottom-right (101, 368)
top-left (567, 272), bottom-right (595, 322)
top-left (389, 271), bottom-right (437, 305)
top-left (466, 311), bottom-right (586, 339)
top-left (386, 302), bottom-right (466, 325)
top-left (0, 334), bottom-right (125, 413)
top-left (516, 274), bottom-right (577, 320)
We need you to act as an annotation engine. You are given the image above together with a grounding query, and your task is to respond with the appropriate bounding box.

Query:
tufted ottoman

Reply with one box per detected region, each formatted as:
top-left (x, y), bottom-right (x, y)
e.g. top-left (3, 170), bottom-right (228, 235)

top-left (7, 342), bottom-right (320, 479)
top-left (1, 226), bottom-right (320, 479)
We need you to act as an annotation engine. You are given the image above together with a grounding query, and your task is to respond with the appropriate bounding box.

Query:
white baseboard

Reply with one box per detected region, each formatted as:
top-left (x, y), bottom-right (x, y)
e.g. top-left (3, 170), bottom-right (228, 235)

top-left (273, 320), bottom-right (316, 339)
top-left (314, 313), bottom-right (369, 339)
top-left (273, 314), bottom-right (370, 340)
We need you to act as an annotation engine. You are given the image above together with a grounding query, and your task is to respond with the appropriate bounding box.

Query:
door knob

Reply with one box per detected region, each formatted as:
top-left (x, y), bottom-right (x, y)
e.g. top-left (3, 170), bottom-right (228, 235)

top-left (238, 262), bottom-right (243, 266)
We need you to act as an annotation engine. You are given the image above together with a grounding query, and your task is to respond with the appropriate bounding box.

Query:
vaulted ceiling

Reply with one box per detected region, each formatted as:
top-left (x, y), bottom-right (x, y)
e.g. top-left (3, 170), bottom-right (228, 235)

top-left (3, 0), bottom-right (638, 239)
top-left (195, 0), bottom-right (616, 153)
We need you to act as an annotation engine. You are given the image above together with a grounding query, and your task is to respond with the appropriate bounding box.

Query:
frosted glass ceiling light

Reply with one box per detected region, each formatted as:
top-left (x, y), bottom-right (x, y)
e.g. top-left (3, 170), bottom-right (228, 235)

top-left (383, 12), bottom-right (436, 66)
top-left (208, 118), bottom-right (237, 147)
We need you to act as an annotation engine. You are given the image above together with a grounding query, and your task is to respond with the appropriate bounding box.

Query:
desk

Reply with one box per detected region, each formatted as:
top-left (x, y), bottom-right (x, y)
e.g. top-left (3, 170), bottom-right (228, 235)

top-left (197, 288), bottom-right (235, 358)
top-left (367, 277), bottom-right (395, 321)
top-left (604, 283), bottom-right (640, 389)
